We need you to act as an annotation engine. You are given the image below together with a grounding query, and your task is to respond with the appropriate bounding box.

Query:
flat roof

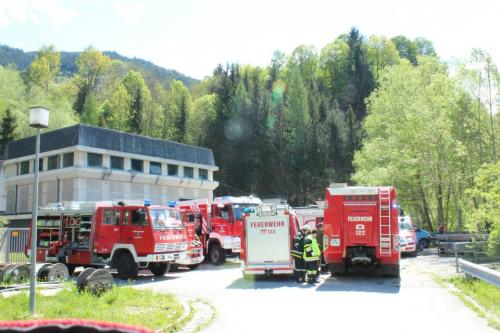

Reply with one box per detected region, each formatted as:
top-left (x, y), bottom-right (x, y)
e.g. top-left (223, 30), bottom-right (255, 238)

top-left (5, 124), bottom-right (216, 167)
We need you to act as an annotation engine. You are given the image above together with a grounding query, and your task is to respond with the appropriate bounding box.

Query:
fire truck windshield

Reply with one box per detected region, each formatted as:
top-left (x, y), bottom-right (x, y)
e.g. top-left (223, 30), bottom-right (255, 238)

top-left (399, 222), bottom-right (413, 231)
top-left (233, 204), bottom-right (259, 220)
top-left (150, 209), bottom-right (183, 230)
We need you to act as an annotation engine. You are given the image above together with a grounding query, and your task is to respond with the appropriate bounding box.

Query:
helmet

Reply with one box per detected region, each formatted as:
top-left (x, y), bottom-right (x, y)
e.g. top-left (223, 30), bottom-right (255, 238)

top-left (301, 224), bottom-right (312, 232)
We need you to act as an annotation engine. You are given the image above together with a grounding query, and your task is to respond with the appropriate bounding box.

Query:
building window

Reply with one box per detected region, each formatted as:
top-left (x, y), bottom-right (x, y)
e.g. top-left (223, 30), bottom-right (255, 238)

top-left (150, 161), bottom-right (162, 175)
top-left (131, 159), bottom-right (143, 173)
top-left (19, 161), bottom-right (30, 175)
top-left (110, 156), bottom-right (124, 170)
top-left (199, 169), bottom-right (208, 180)
top-left (48, 155), bottom-right (59, 170)
top-left (87, 153), bottom-right (103, 167)
top-left (38, 158), bottom-right (43, 172)
top-left (184, 166), bottom-right (194, 178)
top-left (63, 153), bottom-right (74, 168)
top-left (167, 164), bottom-right (178, 176)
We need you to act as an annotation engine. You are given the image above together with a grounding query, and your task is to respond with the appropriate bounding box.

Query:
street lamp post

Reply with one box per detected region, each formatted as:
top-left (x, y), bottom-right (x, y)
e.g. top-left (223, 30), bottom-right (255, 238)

top-left (28, 107), bottom-right (49, 315)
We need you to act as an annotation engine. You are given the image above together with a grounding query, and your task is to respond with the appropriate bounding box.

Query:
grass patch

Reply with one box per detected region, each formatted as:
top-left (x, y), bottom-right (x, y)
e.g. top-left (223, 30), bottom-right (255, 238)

top-left (0, 285), bottom-right (185, 332)
top-left (449, 276), bottom-right (500, 330)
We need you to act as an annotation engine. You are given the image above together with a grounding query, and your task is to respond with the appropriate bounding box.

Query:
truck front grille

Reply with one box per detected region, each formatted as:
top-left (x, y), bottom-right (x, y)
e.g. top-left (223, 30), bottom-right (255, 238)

top-left (155, 242), bottom-right (188, 253)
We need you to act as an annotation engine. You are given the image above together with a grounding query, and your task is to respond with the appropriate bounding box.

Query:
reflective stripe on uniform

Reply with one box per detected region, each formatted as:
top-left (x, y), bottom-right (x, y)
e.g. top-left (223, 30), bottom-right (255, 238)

top-left (304, 257), bottom-right (319, 262)
top-left (294, 268), bottom-right (306, 272)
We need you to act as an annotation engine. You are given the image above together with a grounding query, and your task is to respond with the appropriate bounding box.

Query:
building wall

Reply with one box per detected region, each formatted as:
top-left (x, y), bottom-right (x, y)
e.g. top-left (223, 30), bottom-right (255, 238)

top-left (3, 146), bottom-right (218, 220)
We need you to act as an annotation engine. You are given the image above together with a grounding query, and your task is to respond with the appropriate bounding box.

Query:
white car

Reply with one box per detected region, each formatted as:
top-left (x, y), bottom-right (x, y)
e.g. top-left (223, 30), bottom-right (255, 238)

top-left (399, 216), bottom-right (417, 256)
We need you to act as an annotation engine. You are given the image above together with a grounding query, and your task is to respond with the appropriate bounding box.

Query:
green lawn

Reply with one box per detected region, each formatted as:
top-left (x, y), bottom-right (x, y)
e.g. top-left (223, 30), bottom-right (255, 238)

top-left (0, 286), bottom-right (185, 333)
top-left (449, 276), bottom-right (500, 330)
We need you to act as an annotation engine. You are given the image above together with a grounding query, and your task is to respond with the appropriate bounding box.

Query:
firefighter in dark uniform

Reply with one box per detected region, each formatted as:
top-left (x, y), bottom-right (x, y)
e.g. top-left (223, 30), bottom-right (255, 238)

top-left (291, 224), bottom-right (310, 283)
top-left (304, 229), bottom-right (321, 284)
top-left (316, 222), bottom-right (328, 274)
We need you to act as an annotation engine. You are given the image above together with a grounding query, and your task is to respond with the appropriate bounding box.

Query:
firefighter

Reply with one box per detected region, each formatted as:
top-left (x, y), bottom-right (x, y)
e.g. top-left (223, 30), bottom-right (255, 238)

top-left (316, 222), bottom-right (328, 274)
top-left (291, 224), bottom-right (310, 283)
top-left (304, 228), bottom-right (321, 284)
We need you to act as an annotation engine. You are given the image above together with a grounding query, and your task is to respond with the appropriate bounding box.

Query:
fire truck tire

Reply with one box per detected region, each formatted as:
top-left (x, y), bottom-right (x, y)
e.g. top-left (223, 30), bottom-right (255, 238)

top-left (168, 264), bottom-right (179, 272)
top-left (116, 253), bottom-right (139, 280)
top-left (149, 263), bottom-right (169, 276)
top-left (329, 263), bottom-right (347, 276)
top-left (209, 244), bottom-right (225, 265)
top-left (383, 264), bottom-right (400, 278)
top-left (76, 267), bottom-right (96, 291)
top-left (187, 264), bottom-right (200, 270)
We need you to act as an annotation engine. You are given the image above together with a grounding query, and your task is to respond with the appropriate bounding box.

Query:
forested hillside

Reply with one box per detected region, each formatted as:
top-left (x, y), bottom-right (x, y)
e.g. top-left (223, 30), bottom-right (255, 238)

top-left (0, 44), bottom-right (197, 87)
top-left (0, 28), bottom-right (498, 243)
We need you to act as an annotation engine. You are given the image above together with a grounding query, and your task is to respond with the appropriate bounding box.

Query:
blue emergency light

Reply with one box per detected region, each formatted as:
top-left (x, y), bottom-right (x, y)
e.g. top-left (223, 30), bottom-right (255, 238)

top-left (168, 200), bottom-right (176, 208)
top-left (144, 199), bottom-right (152, 206)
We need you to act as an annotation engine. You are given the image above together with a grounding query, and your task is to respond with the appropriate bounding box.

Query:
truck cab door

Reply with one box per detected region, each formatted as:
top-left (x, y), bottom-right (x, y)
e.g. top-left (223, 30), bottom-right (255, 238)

top-left (120, 207), bottom-right (152, 256)
top-left (94, 208), bottom-right (121, 254)
top-left (212, 204), bottom-right (231, 236)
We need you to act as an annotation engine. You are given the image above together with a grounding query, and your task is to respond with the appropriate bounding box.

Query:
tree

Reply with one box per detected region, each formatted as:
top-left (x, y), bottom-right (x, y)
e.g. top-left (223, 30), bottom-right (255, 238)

top-left (169, 80), bottom-right (192, 143)
top-left (465, 162), bottom-right (500, 256)
top-left (26, 45), bottom-right (60, 93)
top-left (0, 108), bottom-right (16, 158)
top-left (366, 35), bottom-right (400, 80)
top-left (391, 35), bottom-right (418, 65)
top-left (414, 38), bottom-right (437, 57)
top-left (80, 95), bottom-right (100, 125)
top-left (100, 83), bottom-right (131, 130)
top-left (73, 46), bottom-right (111, 114)
top-left (122, 70), bottom-right (154, 135)
top-left (353, 58), bottom-right (472, 232)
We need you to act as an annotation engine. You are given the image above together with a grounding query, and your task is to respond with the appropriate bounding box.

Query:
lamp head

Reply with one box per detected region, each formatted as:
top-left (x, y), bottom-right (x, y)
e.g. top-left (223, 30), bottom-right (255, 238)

top-left (29, 107), bottom-right (49, 128)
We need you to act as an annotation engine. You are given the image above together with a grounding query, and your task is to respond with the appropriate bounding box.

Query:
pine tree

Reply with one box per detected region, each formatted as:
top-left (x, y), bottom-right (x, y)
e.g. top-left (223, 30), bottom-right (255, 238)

top-left (0, 109), bottom-right (16, 159)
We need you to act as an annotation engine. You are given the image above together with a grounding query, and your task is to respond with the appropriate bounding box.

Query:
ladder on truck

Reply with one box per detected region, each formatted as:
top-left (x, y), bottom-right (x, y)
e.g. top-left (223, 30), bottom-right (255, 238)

top-left (379, 187), bottom-right (392, 255)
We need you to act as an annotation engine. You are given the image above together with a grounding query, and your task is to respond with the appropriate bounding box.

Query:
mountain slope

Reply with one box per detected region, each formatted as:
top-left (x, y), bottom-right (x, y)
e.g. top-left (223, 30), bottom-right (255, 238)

top-left (0, 44), bottom-right (198, 87)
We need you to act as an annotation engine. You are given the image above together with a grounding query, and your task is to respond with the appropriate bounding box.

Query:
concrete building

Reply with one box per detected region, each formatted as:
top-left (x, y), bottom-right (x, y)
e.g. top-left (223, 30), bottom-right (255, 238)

top-left (2, 124), bottom-right (218, 226)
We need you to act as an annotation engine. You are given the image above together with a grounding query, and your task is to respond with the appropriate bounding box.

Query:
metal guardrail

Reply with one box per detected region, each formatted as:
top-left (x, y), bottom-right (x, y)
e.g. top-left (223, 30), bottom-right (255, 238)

top-left (458, 258), bottom-right (500, 288)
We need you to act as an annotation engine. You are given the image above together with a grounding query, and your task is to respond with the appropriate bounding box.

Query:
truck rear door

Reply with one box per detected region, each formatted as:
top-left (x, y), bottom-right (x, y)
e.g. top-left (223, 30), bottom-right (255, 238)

top-left (245, 215), bottom-right (290, 265)
top-left (343, 197), bottom-right (377, 245)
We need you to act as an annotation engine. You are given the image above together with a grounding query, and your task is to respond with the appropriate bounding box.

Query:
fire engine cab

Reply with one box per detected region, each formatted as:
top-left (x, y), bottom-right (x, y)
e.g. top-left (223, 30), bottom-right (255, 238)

top-left (322, 185), bottom-right (400, 277)
top-left (240, 204), bottom-right (298, 278)
top-left (177, 196), bottom-right (262, 265)
top-left (28, 200), bottom-right (189, 279)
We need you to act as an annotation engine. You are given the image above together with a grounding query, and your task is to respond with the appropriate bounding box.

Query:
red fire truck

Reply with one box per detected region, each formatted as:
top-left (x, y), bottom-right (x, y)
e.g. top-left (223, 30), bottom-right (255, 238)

top-left (172, 207), bottom-right (204, 270)
top-left (240, 204), bottom-right (298, 278)
top-left (177, 196), bottom-right (262, 265)
top-left (322, 185), bottom-right (400, 277)
top-left (28, 200), bottom-right (189, 279)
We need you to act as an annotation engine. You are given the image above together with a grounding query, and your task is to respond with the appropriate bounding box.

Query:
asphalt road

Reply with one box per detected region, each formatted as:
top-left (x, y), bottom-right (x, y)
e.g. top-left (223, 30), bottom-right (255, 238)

top-left (131, 253), bottom-right (496, 333)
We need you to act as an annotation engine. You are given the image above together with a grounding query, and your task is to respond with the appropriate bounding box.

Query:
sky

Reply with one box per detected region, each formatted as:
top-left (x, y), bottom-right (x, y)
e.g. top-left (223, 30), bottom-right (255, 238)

top-left (0, 0), bottom-right (499, 80)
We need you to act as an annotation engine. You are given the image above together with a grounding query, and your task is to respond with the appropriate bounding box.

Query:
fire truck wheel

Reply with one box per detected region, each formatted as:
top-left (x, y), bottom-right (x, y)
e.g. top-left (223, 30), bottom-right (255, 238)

top-left (187, 264), bottom-right (199, 270)
top-left (329, 263), bottom-right (347, 276)
top-left (168, 264), bottom-right (179, 272)
top-left (383, 264), bottom-right (400, 278)
top-left (209, 244), bottom-right (225, 265)
top-left (116, 253), bottom-right (139, 280)
top-left (149, 263), bottom-right (169, 276)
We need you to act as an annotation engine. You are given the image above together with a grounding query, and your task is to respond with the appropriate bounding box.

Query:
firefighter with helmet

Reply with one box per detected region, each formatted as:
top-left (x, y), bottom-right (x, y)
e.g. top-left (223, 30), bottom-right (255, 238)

top-left (304, 228), bottom-right (321, 284)
top-left (291, 224), bottom-right (310, 283)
